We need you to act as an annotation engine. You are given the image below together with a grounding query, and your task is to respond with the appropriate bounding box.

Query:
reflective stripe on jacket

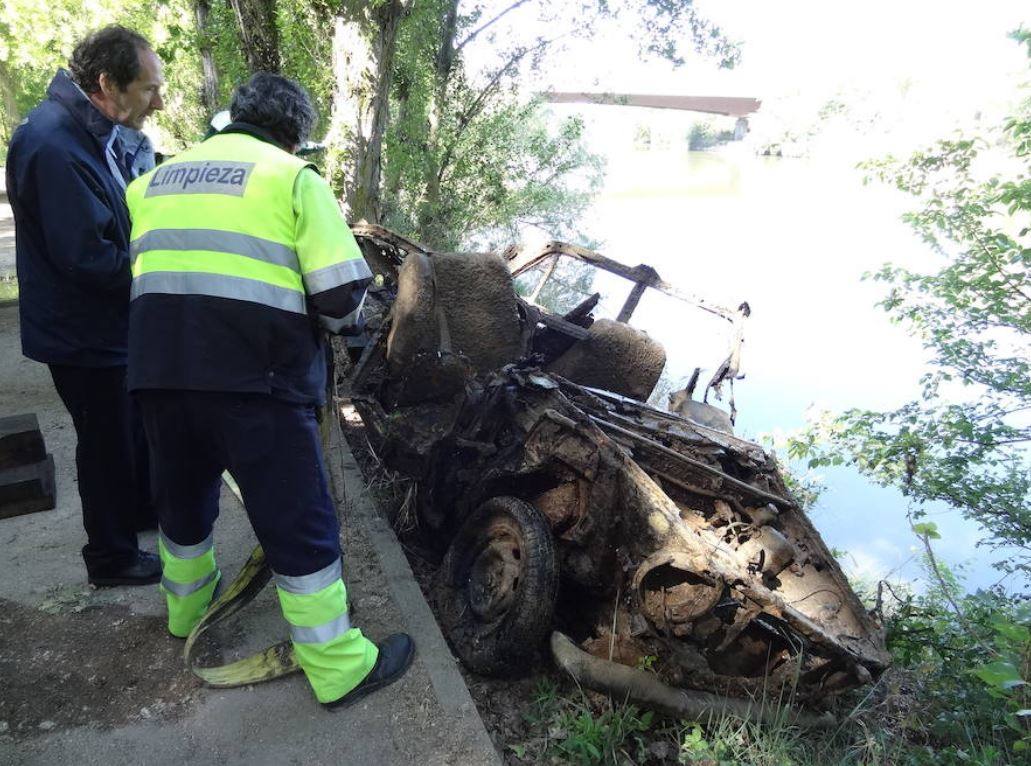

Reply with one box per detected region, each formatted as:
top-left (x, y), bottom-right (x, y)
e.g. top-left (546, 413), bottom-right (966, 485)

top-left (124, 125), bottom-right (372, 404)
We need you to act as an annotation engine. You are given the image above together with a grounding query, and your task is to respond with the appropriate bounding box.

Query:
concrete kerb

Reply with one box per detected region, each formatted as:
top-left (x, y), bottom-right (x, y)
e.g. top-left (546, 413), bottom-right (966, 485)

top-left (324, 405), bottom-right (501, 764)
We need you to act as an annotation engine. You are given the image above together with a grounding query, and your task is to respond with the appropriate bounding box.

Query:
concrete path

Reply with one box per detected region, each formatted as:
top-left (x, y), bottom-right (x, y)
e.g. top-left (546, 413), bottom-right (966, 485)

top-left (0, 303), bottom-right (500, 765)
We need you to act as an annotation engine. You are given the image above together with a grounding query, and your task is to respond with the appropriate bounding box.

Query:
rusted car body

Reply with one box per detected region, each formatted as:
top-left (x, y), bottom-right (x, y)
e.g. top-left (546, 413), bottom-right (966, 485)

top-left (344, 224), bottom-right (889, 704)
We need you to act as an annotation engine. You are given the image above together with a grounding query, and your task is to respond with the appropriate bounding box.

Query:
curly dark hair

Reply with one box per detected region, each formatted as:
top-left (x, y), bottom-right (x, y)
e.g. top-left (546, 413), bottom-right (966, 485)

top-left (230, 72), bottom-right (317, 149)
top-left (69, 25), bottom-right (151, 94)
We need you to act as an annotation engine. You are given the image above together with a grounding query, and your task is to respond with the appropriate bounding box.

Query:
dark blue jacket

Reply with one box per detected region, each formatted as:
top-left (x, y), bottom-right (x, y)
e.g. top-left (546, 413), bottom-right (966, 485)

top-left (6, 70), bottom-right (152, 366)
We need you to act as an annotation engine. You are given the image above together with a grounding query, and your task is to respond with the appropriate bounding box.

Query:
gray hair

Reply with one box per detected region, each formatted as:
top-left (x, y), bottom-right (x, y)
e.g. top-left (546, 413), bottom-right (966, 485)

top-left (229, 72), bottom-right (316, 149)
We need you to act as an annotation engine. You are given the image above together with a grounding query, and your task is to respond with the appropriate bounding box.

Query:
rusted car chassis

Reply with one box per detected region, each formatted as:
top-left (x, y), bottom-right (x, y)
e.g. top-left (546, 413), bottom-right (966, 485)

top-left (345, 225), bottom-right (889, 707)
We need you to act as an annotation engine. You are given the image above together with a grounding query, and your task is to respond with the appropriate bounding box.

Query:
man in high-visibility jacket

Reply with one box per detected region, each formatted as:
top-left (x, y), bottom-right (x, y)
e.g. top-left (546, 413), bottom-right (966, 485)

top-left (125, 72), bottom-right (413, 709)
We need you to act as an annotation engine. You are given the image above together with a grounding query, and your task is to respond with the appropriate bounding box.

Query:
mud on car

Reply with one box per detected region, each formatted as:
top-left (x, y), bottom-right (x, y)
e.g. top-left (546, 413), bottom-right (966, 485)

top-left (340, 224), bottom-right (889, 711)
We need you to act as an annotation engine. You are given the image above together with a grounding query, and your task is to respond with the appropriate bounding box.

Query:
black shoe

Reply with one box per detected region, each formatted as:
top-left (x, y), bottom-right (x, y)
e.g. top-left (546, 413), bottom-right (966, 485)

top-left (88, 551), bottom-right (162, 587)
top-left (323, 633), bottom-right (415, 711)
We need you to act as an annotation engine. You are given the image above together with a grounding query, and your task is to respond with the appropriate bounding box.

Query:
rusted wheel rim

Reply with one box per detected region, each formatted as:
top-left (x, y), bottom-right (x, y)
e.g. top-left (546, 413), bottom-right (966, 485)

top-left (466, 522), bottom-right (524, 622)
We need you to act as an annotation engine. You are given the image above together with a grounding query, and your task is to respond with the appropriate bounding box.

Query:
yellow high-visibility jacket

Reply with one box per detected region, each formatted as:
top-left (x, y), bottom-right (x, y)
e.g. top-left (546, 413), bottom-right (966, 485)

top-left (125, 125), bottom-right (371, 404)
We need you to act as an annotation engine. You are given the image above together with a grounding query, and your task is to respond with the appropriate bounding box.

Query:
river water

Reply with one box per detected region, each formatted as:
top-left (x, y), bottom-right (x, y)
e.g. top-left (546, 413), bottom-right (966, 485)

top-left (545, 113), bottom-right (1016, 593)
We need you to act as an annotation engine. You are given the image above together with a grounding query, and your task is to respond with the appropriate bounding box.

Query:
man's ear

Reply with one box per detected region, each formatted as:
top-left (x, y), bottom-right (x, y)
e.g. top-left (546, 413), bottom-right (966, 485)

top-left (97, 72), bottom-right (118, 98)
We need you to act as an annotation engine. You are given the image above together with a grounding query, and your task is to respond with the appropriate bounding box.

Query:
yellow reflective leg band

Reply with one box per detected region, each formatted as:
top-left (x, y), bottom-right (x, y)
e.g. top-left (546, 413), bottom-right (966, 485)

top-left (164, 572), bottom-right (222, 638)
top-left (158, 533), bottom-right (221, 638)
top-left (276, 572), bottom-right (378, 703)
top-left (292, 629), bottom-right (379, 703)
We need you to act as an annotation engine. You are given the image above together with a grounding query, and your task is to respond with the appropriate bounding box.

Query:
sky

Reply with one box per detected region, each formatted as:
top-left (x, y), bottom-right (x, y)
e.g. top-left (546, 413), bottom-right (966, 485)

top-left (468, 0), bottom-right (1028, 142)
top-left (692, 0), bottom-right (1026, 99)
top-left (468, 0), bottom-right (1029, 591)
top-left (522, 0), bottom-right (1028, 100)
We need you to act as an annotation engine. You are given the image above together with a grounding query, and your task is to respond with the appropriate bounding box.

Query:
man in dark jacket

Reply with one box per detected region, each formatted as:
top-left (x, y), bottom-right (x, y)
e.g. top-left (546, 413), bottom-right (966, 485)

top-left (5, 26), bottom-right (165, 586)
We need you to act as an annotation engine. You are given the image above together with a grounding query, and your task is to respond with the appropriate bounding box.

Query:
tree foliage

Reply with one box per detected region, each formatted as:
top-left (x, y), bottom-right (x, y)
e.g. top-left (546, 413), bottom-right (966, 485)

top-left (386, 95), bottom-right (603, 249)
top-left (0, 0), bottom-right (235, 152)
top-left (789, 31), bottom-right (1031, 577)
top-left (1, 0), bottom-right (737, 248)
top-left (344, 0), bottom-right (736, 247)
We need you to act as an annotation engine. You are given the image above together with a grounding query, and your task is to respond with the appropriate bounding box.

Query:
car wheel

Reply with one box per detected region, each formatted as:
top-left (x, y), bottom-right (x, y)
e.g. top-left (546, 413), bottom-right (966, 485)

top-left (438, 496), bottom-right (558, 676)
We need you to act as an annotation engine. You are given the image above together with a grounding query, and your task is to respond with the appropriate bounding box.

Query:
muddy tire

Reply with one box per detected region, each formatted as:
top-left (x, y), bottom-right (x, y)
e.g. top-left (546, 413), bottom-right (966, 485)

top-left (438, 496), bottom-right (558, 676)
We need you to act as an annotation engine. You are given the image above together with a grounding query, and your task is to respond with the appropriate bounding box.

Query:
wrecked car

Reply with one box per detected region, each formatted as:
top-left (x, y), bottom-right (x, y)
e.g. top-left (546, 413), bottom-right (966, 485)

top-left (342, 224), bottom-right (889, 711)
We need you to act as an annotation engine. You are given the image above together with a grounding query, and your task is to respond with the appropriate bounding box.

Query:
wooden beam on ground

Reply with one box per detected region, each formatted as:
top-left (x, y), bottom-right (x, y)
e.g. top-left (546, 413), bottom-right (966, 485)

top-left (0, 456), bottom-right (56, 519)
top-left (0, 414), bottom-right (46, 470)
top-left (0, 413), bottom-right (56, 519)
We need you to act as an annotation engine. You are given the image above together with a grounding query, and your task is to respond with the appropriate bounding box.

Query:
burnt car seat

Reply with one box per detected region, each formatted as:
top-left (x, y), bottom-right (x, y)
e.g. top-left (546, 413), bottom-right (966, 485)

top-left (546, 318), bottom-right (666, 402)
top-left (385, 252), bottom-right (526, 402)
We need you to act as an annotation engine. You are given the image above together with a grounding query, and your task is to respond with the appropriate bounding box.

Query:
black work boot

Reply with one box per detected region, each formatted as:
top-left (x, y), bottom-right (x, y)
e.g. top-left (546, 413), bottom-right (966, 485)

top-left (323, 633), bottom-right (415, 711)
top-left (88, 550), bottom-right (162, 587)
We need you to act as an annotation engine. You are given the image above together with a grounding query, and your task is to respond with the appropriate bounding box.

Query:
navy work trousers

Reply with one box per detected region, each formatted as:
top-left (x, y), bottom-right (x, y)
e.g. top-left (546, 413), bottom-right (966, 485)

top-left (135, 390), bottom-right (341, 577)
top-left (48, 364), bottom-right (155, 574)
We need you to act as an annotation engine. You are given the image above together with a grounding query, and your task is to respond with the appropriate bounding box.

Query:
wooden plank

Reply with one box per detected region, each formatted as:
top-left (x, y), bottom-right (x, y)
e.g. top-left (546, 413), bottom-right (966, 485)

top-left (0, 454), bottom-right (56, 519)
top-left (0, 413), bottom-right (46, 471)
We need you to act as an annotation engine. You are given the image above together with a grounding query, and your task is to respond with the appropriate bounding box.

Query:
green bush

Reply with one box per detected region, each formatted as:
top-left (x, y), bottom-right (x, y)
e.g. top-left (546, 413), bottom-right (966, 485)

top-left (880, 573), bottom-right (1029, 759)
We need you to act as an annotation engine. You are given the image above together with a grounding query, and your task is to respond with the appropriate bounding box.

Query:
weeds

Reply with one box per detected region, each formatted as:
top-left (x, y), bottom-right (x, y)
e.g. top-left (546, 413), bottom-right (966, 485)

top-left (678, 717), bottom-right (818, 765)
top-left (507, 664), bottom-right (1025, 766)
top-left (511, 678), bottom-right (657, 765)
top-left (511, 677), bottom-right (846, 766)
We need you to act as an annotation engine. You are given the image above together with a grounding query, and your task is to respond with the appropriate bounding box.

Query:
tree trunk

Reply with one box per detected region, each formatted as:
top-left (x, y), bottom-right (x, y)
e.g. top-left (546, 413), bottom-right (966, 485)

top-left (228, 0), bottom-right (281, 73)
top-left (193, 0), bottom-right (220, 111)
top-left (383, 75), bottom-right (411, 206)
top-left (324, 0), bottom-right (411, 224)
top-left (416, 0), bottom-right (459, 238)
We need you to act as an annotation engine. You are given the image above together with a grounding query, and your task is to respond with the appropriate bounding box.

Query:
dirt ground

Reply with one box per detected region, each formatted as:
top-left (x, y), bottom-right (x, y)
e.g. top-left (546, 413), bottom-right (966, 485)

top-left (0, 596), bottom-right (200, 736)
